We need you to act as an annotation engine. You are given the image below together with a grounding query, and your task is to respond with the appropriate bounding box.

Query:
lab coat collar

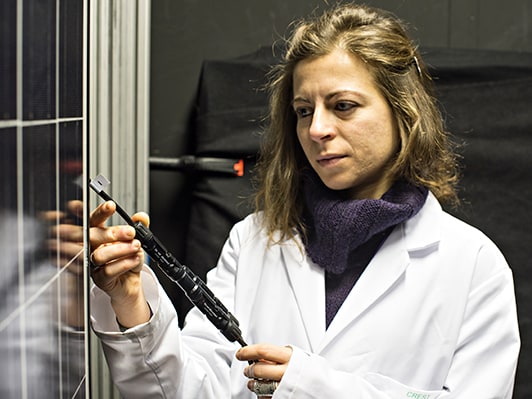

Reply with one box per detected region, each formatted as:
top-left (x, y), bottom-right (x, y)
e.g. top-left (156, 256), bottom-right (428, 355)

top-left (281, 239), bottom-right (326, 352)
top-left (403, 192), bottom-right (442, 254)
top-left (282, 192), bottom-right (443, 353)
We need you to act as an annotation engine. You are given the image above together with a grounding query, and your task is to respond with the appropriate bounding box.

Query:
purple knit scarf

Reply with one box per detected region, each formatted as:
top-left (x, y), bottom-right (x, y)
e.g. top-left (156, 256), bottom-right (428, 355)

top-left (302, 172), bottom-right (428, 275)
top-left (302, 173), bottom-right (428, 327)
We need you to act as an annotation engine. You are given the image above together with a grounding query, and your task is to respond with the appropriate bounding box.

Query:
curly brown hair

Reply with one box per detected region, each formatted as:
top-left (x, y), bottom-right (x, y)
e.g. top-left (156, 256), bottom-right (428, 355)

top-left (254, 3), bottom-right (460, 242)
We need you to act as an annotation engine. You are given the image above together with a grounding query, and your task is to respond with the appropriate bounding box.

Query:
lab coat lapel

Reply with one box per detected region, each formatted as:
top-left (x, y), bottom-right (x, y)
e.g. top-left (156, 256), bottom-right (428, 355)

top-left (317, 193), bottom-right (442, 353)
top-left (318, 225), bottom-right (409, 352)
top-left (281, 239), bottom-right (326, 352)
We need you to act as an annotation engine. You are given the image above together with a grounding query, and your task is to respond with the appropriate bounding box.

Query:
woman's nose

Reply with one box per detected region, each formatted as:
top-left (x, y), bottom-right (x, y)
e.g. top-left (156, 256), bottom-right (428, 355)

top-left (308, 108), bottom-right (335, 142)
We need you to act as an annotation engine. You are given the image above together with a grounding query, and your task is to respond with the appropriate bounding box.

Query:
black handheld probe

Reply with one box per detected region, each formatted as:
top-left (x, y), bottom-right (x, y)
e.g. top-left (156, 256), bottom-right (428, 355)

top-left (89, 174), bottom-right (248, 347)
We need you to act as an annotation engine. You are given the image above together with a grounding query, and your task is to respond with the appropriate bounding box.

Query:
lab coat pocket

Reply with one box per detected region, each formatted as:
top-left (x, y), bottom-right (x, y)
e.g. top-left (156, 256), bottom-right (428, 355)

top-left (364, 372), bottom-right (446, 399)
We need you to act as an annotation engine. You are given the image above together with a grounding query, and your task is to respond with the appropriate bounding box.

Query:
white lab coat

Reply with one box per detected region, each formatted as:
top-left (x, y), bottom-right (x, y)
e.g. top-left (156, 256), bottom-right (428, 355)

top-left (91, 193), bottom-right (520, 398)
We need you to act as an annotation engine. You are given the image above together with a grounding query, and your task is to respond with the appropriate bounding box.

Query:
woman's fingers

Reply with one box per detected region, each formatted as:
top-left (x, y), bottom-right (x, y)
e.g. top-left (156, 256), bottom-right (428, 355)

top-left (89, 201), bottom-right (148, 249)
top-left (89, 200), bottom-right (116, 228)
top-left (243, 361), bottom-right (286, 382)
top-left (132, 211), bottom-right (149, 228)
top-left (54, 223), bottom-right (84, 242)
top-left (90, 239), bottom-right (142, 268)
top-left (237, 344), bottom-right (293, 382)
top-left (66, 199), bottom-right (84, 218)
top-left (90, 223), bottom-right (136, 250)
top-left (90, 254), bottom-right (143, 297)
top-left (88, 201), bottom-right (149, 283)
top-left (237, 343), bottom-right (293, 364)
top-left (91, 252), bottom-right (142, 279)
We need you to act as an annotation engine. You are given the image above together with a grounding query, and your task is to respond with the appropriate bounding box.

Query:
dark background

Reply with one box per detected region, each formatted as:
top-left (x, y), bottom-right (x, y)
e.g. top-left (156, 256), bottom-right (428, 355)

top-left (148, 1), bottom-right (532, 397)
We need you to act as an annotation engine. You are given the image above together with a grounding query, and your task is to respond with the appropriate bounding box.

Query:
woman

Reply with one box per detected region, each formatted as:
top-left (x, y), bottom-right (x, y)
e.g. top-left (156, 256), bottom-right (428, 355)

top-left (89, 3), bottom-right (520, 398)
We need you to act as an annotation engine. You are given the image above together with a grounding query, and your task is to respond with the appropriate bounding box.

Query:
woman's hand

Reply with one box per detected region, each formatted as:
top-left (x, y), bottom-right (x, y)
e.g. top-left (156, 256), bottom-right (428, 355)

top-left (236, 344), bottom-right (293, 395)
top-left (43, 200), bottom-right (85, 273)
top-left (42, 200), bottom-right (85, 327)
top-left (89, 200), bottom-right (151, 328)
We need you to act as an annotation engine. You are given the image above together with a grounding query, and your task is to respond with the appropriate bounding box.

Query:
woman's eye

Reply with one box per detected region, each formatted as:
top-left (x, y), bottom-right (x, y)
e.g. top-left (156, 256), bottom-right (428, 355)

top-left (294, 107), bottom-right (312, 118)
top-left (335, 101), bottom-right (357, 112)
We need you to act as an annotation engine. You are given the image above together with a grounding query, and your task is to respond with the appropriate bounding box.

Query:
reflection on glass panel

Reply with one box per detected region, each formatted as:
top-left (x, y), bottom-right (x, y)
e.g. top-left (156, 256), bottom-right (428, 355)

top-left (23, 125), bottom-right (57, 222)
top-left (57, 121), bottom-right (86, 396)
top-left (0, 125), bottom-right (86, 398)
top-left (0, 128), bottom-right (21, 395)
top-left (23, 0), bottom-right (57, 120)
top-left (0, 128), bottom-right (17, 211)
top-left (0, 128), bottom-right (19, 321)
top-left (59, 0), bottom-right (83, 118)
top-left (1, 0), bottom-right (87, 396)
top-left (0, 0), bottom-right (17, 120)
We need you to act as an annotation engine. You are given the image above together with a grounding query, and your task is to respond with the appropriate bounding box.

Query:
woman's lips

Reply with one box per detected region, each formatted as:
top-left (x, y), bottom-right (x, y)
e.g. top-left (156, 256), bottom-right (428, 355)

top-left (317, 154), bottom-right (346, 167)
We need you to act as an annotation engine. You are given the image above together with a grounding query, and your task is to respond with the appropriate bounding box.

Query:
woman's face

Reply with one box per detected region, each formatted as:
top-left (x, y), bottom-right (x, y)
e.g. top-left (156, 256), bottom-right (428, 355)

top-left (292, 48), bottom-right (400, 199)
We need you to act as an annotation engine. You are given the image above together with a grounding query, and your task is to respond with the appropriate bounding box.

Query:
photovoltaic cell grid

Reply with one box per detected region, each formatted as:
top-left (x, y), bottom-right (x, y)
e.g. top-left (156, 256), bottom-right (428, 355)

top-left (0, 0), bottom-right (87, 397)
